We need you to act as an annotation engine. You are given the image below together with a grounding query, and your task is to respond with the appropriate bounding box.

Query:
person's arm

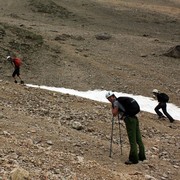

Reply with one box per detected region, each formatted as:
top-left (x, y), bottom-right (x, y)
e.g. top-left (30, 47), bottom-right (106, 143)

top-left (112, 101), bottom-right (125, 117)
top-left (10, 59), bottom-right (15, 67)
top-left (156, 94), bottom-right (161, 102)
top-left (112, 106), bottom-right (119, 117)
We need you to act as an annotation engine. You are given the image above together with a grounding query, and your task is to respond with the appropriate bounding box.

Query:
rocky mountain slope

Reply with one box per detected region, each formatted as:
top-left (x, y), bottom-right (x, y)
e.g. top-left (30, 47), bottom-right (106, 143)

top-left (0, 0), bottom-right (180, 179)
top-left (0, 80), bottom-right (180, 180)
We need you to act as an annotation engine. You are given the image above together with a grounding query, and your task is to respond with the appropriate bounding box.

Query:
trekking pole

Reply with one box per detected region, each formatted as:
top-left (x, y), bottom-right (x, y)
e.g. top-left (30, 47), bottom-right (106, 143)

top-left (109, 116), bottom-right (114, 158)
top-left (118, 115), bottom-right (123, 155)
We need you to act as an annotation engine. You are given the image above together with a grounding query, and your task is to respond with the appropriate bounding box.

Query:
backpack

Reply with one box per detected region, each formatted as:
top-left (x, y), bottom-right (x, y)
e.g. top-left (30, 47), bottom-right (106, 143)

top-left (159, 93), bottom-right (169, 102)
top-left (116, 97), bottom-right (140, 116)
top-left (13, 58), bottom-right (22, 67)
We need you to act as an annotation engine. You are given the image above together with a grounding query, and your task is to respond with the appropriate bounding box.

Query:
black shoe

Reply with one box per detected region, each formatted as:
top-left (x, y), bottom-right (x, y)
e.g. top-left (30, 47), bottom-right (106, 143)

top-left (139, 158), bottom-right (146, 161)
top-left (125, 160), bottom-right (138, 165)
top-left (170, 119), bottom-right (175, 123)
top-left (14, 80), bottom-right (17, 83)
top-left (20, 80), bottom-right (24, 84)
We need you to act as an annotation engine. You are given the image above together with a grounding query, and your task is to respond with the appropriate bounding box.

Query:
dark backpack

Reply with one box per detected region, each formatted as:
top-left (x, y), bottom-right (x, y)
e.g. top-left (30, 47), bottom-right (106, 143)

top-left (159, 93), bottom-right (169, 102)
top-left (116, 97), bottom-right (140, 116)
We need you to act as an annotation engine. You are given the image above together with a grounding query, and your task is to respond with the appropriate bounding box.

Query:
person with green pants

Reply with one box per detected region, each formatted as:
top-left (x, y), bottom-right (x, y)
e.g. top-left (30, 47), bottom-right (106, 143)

top-left (106, 91), bottom-right (146, 165)
top-left (124, 116), bottom-right (146, 164)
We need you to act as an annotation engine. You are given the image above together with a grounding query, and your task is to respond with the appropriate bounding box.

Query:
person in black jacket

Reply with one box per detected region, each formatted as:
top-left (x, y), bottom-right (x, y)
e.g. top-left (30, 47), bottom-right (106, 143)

top-left (152, 89), bottom-right (174, 123)
top-left (106, 91), bottom-right (146, 165)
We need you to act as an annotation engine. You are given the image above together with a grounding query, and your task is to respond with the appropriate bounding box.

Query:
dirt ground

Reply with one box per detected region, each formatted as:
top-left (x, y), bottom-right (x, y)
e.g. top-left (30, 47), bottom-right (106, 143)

top-left (0, 0), bottom-right (180, 179)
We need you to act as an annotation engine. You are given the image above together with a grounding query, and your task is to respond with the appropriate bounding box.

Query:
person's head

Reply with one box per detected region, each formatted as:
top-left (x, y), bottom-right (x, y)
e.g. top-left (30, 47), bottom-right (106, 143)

top-left (7, 53), bottom-right (16, 60)
top-left (105, 91), bottom-right (116, 103)
top-left (6, 56), bottom-right (11, 60)
top-left (152, 89), bottom-right (159, 96)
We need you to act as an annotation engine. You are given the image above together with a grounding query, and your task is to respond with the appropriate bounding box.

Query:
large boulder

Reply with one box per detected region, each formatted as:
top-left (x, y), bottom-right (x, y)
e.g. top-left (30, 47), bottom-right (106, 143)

top-left (163, 45), bottom-right (180, 58)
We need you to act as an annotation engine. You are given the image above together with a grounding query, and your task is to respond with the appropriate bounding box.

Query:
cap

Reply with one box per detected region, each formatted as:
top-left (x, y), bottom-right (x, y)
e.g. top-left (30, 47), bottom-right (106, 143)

top-left (7, 56), bottom-right (11, 60)
top-left (152, 89), bottom-right (159, 93)
top-left (105, 91), bottom-right (114, 99)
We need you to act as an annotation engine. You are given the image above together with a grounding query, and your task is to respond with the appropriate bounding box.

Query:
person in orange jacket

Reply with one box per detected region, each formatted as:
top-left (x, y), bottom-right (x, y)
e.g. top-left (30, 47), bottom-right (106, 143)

top-left (7, 55), bottom-right (24, 84)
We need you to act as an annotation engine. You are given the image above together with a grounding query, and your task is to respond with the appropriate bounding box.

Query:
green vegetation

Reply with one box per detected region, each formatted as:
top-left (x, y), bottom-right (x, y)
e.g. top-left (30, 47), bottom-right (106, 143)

top-left (28, 0), bottom-right (72, 18)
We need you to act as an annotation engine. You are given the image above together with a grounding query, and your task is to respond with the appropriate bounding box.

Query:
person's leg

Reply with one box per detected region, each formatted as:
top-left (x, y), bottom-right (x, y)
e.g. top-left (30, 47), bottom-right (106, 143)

top-left (124, 116), bottom-right (138, 164)
top-left (161, 103), bottom-right (174, 122)
top-left (154, 103), bottom-right (164, 118)
top-left (17, 68), bottom-right (24, 84)
top-left (18, 75), bottom-right (24, 84)
top-left (12, 69), bottom-right (17, 83)
top-left (135, 117), bottom-right (146, 161)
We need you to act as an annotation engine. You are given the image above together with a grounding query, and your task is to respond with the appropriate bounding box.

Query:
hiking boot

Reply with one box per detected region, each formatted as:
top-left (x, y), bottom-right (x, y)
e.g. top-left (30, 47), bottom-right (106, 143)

top-left (20, 80), bottom-right (24, 84)
top-left (170, 119), bottom-right (175, 123)
top-left (139, 158), bottom-right (146, 161)
top-left (125, 160), bottom-right (138, 165)
top-left (14, 80), bottom-right (17, 83)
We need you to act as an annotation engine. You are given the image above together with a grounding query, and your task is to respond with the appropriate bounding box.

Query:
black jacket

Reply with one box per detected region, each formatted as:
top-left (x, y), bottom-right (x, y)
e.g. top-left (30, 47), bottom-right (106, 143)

top-left (157, 93), bottom-right (168, 103)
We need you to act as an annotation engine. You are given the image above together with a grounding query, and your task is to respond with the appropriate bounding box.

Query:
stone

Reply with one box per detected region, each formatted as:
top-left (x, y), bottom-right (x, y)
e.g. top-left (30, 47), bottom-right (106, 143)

top-left (10, 167), bottom-right (29, 180)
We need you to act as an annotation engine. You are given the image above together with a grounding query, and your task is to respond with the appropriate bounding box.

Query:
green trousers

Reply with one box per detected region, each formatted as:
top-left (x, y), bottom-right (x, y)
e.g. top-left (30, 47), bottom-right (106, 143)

top-left (124, 116), bottom-right (146, 163)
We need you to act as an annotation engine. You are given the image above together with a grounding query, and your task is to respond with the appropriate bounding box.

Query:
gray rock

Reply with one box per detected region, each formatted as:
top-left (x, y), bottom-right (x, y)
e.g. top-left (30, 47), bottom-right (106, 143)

top-left (10, 167), bottom-right (29, 180)
top-left (95, 33), bottom-right (112, 40)
top-left (72, 121), bottom-right (83, 130)
top-left (163, 45), bottom-right (180, 58)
